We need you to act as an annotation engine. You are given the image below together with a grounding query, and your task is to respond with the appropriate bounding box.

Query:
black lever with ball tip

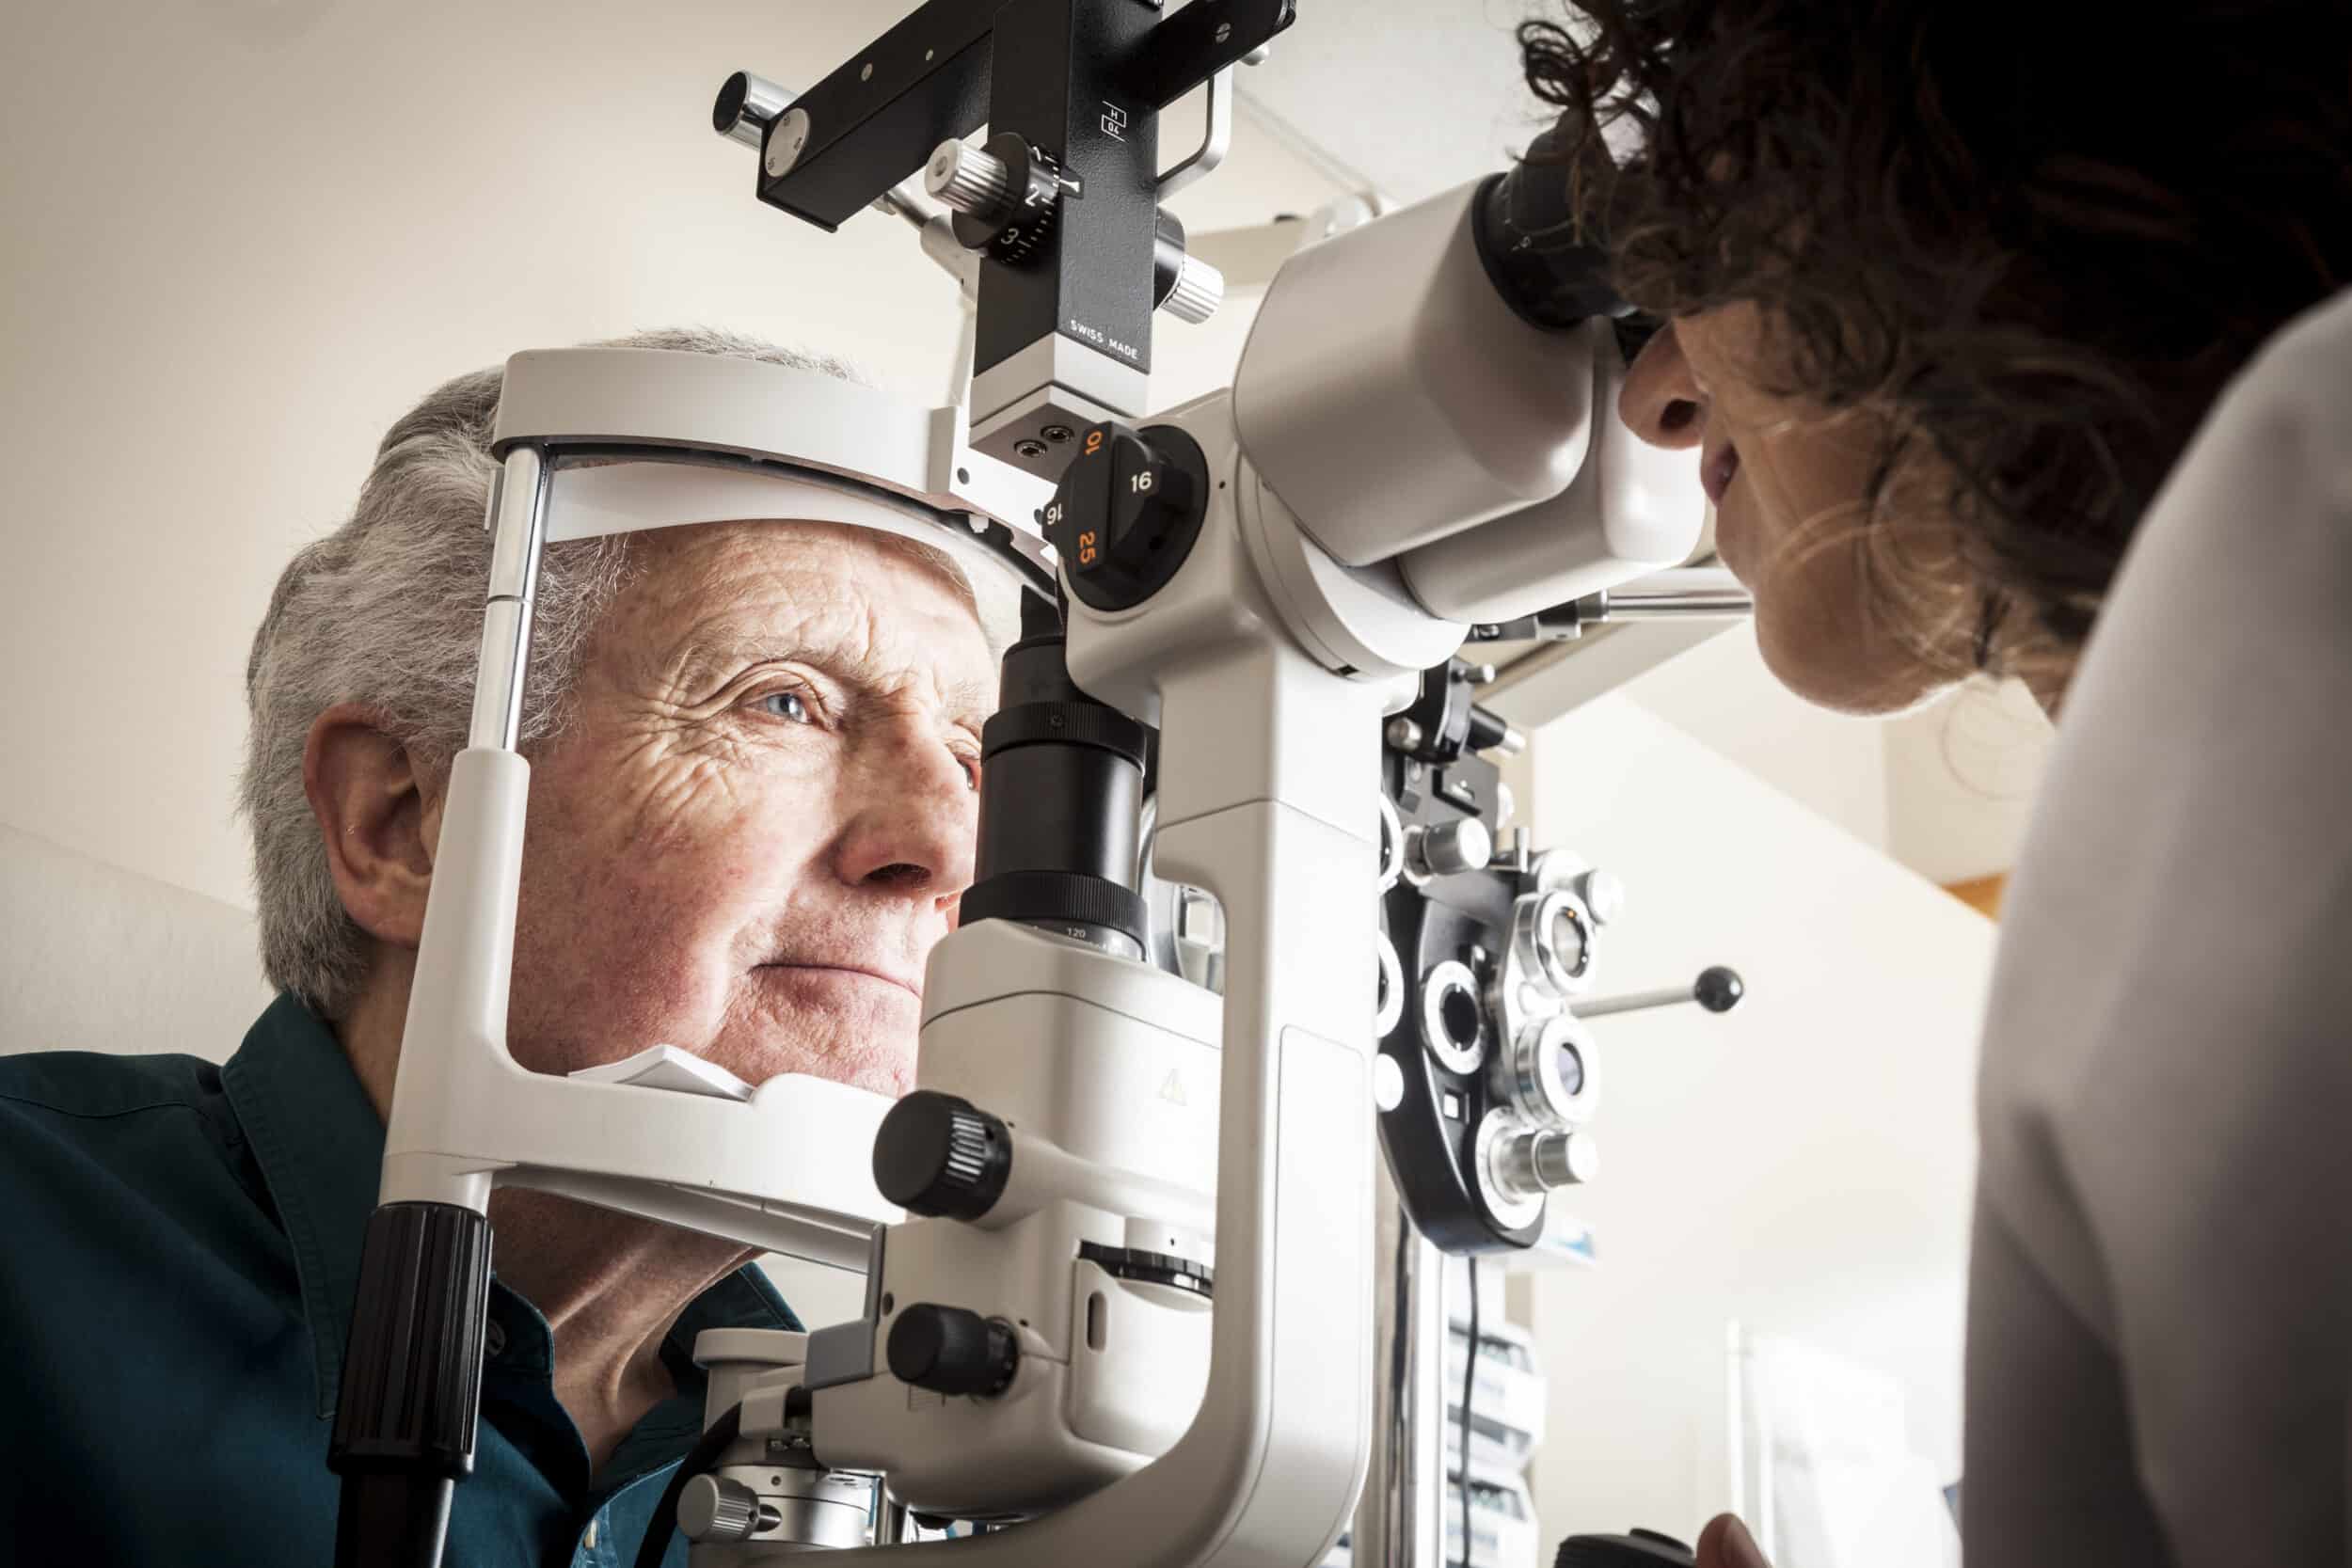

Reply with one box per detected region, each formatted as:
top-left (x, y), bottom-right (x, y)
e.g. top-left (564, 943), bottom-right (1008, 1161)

top-left (1575, 966), bottom-right (1745, 1020)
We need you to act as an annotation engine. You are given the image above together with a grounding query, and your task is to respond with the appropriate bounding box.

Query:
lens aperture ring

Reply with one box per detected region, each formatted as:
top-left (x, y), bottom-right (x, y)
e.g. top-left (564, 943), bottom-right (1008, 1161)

top-left (981, 701), bottom-right (1149, 766)
top-left (961, 870), bottom-right (1150, 950)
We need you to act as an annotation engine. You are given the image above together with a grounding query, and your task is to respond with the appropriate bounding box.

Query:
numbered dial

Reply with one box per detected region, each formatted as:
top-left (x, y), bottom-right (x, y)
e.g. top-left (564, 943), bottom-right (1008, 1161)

top-left (1045, 421), bottom-right (1211, 612)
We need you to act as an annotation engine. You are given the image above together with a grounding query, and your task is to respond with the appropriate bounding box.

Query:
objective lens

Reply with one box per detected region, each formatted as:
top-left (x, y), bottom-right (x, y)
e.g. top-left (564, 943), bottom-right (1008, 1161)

top-left (961, 599), bottom-right (1151, 956)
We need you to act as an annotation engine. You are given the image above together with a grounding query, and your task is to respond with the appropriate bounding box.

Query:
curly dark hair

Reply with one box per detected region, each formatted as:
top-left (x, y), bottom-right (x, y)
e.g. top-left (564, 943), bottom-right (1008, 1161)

top-left (1521, 2), bottom-right (2352, 670)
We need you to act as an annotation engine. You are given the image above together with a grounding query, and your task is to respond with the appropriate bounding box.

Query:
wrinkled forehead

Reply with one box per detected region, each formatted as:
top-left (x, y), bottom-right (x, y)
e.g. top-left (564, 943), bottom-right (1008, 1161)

top-left (577, 520), bottom-right (995, 737)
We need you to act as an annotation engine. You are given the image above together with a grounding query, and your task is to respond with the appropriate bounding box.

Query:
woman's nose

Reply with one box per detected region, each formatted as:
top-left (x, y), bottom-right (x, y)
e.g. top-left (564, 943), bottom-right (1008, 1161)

top-left (1618, 321), bottom-right (1706, 451)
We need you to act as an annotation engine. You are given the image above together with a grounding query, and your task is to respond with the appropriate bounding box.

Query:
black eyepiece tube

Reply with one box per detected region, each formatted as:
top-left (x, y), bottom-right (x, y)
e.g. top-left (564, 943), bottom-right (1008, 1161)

top-left (961, 628), bottom-right (1152, 956)
top-left (1473, 115), bottom-right (1636, 332)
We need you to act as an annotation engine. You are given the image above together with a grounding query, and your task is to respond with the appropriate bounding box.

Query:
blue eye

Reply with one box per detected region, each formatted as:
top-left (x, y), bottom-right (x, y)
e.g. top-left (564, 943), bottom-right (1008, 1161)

top-left (759, 690), bottom-right (814, 724)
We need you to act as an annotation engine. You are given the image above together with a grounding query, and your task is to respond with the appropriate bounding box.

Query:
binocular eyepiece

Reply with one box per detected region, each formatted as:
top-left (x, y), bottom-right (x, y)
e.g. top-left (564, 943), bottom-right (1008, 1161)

top-left (1473, 114), bottom-right (1654, 352)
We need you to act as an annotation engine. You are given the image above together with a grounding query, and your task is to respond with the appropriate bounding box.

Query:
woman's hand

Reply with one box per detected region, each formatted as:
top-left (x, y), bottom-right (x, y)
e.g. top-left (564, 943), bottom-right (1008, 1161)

top-left (1696, 1514), bottom-right (1771, 1568)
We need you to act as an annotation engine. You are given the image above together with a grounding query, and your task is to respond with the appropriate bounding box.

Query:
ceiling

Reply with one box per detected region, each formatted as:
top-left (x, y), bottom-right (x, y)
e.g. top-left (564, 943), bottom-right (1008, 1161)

top-left (1238, 1), bottom-right (1562, 206)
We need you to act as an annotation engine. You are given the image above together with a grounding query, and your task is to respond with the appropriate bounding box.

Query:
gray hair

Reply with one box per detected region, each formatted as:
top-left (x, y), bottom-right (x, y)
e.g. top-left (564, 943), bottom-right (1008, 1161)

top-left (240, 326), bottom-right (1005, 1016)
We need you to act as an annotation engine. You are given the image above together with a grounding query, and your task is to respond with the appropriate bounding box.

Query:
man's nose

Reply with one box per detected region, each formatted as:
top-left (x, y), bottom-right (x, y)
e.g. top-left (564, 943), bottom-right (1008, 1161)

top-left (1619, 321), bottom-right (1706, 451)
top-left (832, 727), bottom-right (978, 906)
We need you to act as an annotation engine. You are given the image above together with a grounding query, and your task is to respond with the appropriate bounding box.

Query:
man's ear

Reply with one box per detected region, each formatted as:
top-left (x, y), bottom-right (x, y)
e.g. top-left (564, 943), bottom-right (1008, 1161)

top-left (304, 705), bottom-right (439, 951)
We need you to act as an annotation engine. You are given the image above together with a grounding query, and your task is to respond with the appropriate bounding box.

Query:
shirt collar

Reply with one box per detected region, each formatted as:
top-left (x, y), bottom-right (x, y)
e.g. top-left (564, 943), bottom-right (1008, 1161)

top-left (220, 994), bottom-right (802, 1418)
top-left (221, 993), bottom-right (387, 1418)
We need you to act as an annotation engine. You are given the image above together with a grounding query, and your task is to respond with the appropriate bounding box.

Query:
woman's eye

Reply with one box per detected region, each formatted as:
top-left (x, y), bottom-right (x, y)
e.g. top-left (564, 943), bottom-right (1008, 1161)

top-left (758, 690), bottom-right (814, 724)
top-left (956, 752), bottom-right (982, 791)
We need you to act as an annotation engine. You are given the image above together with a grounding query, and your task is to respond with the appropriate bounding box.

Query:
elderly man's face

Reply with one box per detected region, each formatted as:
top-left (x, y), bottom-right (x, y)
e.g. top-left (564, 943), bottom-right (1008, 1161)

top-left (501, 519), bottom-right (993, 1098)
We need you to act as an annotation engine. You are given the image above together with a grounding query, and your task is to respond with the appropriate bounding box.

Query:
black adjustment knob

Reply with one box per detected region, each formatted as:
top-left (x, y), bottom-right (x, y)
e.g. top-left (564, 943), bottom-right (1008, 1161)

top-left (872, 1091), bottom-right (1012, 1221)
top-left (1693, 966), bottom-right (1745, 1013)
top-left (886, 1304), bottom-right (1019, 1397)
top-left (1045, 421), bottom-right (1211, 612)
top-left (1556, 1529), bottom-right (1696, 1567)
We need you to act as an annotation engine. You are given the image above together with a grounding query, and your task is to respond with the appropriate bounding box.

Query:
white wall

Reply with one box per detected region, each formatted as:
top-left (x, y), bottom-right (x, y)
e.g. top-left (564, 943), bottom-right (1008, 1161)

top-left (1883, 680), bottom-right (2054, 886)
top-left (1618, 625), bottom-right (1894, 855)
top-left (1516, 693), bottom-right (1993, 1545)
top-left (0, 0), bottom-right (1341, 911)
top-left (1613, 626), bottom-right (2056, 888)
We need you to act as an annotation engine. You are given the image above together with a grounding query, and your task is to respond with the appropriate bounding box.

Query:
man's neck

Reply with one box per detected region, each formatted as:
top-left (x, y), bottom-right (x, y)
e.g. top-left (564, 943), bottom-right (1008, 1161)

top-left (337, 965), bottom-right (755, 1468)
top-left (486, 1187), bottom-right (754, 1467)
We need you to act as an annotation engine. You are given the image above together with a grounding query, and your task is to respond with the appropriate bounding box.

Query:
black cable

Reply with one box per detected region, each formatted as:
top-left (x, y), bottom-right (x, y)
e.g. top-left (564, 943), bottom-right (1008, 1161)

top-left (1459, 1261), bottom-right (1480, 1568)
top-left (631, 1402), bottom-right (742, 1568)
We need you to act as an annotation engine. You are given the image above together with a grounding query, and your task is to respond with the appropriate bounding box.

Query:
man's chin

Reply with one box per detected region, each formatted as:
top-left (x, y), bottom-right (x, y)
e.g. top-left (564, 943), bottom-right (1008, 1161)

top-left (724, 966), bottom-right (923, 1094)
top-left (707, 1033), bottom-right (917, 1101)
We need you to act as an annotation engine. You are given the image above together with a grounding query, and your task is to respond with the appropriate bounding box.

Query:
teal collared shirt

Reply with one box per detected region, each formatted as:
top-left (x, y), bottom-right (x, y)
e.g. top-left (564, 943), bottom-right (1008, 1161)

top-left (0, 994), bottom-right (802, 1567)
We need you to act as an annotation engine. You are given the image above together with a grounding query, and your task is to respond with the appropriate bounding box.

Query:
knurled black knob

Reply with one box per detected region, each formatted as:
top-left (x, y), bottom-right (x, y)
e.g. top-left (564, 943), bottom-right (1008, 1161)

top-left (1045, 421), bottom-right (1210, 612)
top-left (1556, 1529), bottom-right (1696, 1567)
top-left (871, 1091), bottom-right (1012, 1221)
top-left (886, 1304), bottom-right (1019, 1397)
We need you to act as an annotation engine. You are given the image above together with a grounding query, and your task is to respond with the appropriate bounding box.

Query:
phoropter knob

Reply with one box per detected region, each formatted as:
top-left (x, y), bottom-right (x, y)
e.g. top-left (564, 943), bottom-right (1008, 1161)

top-left (1406, 817), bottom-right (1493, 879)
top-left (1491, 1126), bottom-right (1599, 1202)
top-left (871, 1091), bottom-right (1011, 1221)
top-left (887, 1304), bottom-right (1020, 1397)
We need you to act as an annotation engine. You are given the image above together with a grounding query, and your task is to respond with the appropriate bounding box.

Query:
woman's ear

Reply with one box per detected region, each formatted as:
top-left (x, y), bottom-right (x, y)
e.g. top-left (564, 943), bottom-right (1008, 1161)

top-left (303, 705), bottom-right (436, 950)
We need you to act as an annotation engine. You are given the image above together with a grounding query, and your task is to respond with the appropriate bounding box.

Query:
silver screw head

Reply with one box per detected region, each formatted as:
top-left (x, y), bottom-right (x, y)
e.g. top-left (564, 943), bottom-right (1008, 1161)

top-left (764, 107), bottom-right (812, 178)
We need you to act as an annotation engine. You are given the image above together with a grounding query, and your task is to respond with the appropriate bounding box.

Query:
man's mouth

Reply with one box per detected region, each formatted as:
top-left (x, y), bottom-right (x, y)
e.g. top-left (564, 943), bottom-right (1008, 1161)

top-left (1701, 439), bottom-right (1742, 506)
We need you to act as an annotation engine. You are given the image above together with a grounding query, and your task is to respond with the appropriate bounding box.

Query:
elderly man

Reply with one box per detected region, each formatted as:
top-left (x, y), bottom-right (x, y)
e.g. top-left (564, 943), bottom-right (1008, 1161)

top-left (0, 329), bottom-right (1005, 1565)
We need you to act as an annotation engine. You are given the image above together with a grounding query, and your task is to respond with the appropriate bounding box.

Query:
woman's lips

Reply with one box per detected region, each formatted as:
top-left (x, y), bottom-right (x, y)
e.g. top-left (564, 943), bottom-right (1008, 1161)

top-left (1702, 441), bottom-right (1742, 506)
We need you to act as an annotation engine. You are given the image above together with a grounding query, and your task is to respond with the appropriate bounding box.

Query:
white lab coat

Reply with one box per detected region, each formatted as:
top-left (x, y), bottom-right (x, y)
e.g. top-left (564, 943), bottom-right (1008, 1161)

top-left (1966, 285), bottom-right (2352, 1565)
